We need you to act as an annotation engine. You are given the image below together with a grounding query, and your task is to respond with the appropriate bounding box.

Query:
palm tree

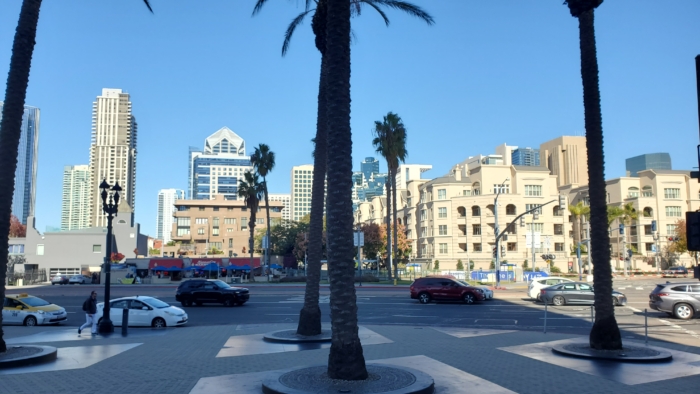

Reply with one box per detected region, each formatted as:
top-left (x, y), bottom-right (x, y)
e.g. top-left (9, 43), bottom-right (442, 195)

top-left (252, 0), bottom-right (432, 338)
top-left (569, 201), bottom-right (590, 252)
top-left (250, 144), bottom-right (276, 270)
top-left (372, 112), bottom-right (408, 279)
top-left (238, 171), bottom-right (264, 282)
top-left (565, 0), bottom-right (621, 350)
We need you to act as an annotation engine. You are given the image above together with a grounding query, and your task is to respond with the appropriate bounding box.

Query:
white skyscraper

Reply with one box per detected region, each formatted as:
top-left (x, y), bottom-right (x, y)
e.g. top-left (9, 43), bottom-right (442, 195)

top-left (291, 164), bottom-right (326, 222)
top-left (268, 193), bottom-right (291, 223)
top-left (61, 165), bottom-right (91, 231)
top-left (157, 189), bottom-right (185, 243)
top-left (89, 88), bottom-right (138, 227)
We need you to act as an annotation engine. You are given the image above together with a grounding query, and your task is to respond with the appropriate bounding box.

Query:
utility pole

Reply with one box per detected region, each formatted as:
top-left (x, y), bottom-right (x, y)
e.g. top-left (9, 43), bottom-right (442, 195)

top-left (530, 208), bottom-right (539, 274)
top-left (494, 178), bottom-right (509, 288)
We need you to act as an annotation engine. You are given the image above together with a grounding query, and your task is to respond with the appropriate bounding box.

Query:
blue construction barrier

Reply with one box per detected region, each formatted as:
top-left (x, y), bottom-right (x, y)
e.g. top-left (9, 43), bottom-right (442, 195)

top-left (523, 271), bottom-right (549, 282)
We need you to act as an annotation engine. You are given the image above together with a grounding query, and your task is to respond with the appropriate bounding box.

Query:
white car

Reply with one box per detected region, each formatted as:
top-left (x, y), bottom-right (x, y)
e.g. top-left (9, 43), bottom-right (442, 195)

top-left (69, 275), bottom-right (90, 284)
top-left (459, 281), bottom-right (493, 300)
top-left (95, 296), bottom-right (188, 328)
top-left (528, 277), bottom-right (575, 300)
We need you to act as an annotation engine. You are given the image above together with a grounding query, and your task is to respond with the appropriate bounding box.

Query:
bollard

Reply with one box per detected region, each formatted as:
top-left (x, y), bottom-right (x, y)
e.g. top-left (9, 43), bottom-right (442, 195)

top-left (645, 308), bottom-right (648, 345)
top-left (121, 308), bottom-right (129, 336)
top-left (544, 302), bottom-right (548, 334)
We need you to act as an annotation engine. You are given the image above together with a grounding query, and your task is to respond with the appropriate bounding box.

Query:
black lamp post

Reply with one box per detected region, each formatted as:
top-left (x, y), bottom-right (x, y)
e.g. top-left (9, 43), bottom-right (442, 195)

top-left (98, 179), bottom-right (121, 334)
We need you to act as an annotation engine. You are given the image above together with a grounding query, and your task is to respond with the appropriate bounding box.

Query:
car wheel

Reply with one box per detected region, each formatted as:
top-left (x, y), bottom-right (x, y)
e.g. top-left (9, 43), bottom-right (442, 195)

top-left (463, 293), bottom-right (475, 304)
top-left (553, 295), bottom-right (566, 306)
top-left (195, 301), bottom-right (203, 306)
top-left (152, 317), bottom-right (166, 328)
top-left (535, 293), bottom-right (541, 302)
top-left (236, 301), bottom-right (245, 306)
top-left (24, 316), bottom-right (37, 327)
top-left (223, 297), bottom-right (234, 307)
top-left (52, 283), bottom-right (55, 285)
top-left (674, 303), bottom-right (694, 320)
top-left (613, 297), bottom-right (620, 307)
top-left (418, 293), bottom-right (431, 304)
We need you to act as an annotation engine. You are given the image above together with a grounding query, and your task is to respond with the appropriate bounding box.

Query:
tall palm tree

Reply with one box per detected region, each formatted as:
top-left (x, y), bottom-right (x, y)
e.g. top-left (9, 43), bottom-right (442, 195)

top-left (250, 143), bottom-right (276, 270)
top-left (565, 0), bottom-right (621, 350)
top-left (372, 112), bottom-right (408, 279)
top-left (569, 201), bottom-right (590, 252)
top-left (253, 0), bottom-right (432, 337)
top-left (238, 171), bottom-right (264, 282)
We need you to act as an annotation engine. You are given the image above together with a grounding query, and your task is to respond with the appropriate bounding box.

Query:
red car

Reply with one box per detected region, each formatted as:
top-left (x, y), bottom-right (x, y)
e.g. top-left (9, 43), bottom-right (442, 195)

top-left (410, 276), bottom-right (484, 304)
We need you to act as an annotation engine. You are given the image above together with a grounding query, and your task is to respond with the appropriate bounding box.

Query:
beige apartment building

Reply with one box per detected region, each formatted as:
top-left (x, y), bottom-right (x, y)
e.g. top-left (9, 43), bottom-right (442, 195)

top-left (167, 195), bottom-right (283, 257)
top-left (540, 136), bottom-right (587, 188)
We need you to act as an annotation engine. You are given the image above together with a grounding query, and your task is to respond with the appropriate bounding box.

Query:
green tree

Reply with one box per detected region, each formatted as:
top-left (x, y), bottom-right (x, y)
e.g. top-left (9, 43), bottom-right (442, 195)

top-left (0, 0), bottom-right (152, 355)
top-left (456, 259), bottom-right (464, 270)
top-left (434, 260), bottom-right (440, 271)
top-left (565, 0), bottom-right (621, 350)
top-left (238, 171), bottom-right (264, 282)
top-left (253, 0), bottom-right (432, 342)
top-left (489, 260), bottom-right (495, 270)
top-left (250, 144), bottom-right (276, 268)
top-left (568, 201), bottom-right (590, 251)
top-left (469, 260), bottom-right (475, 270)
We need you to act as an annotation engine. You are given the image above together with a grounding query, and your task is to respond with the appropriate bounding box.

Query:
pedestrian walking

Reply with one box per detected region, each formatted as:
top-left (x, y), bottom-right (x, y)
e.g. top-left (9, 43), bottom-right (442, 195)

top-left (79, 291), bottom-right (98, 335)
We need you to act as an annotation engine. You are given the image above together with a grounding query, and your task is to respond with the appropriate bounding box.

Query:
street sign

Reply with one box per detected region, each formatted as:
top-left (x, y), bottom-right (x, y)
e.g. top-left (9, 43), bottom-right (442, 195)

top-left (353, 232), bottom-right (364, 247)
top-left (544, 236), bottom-right (552, 249)
top-left (526, 233), bottom-right (542, 248)
top-left (262, 235), bottom-right (268, 248)
top-left (651, 244), bottom-right (656, 252)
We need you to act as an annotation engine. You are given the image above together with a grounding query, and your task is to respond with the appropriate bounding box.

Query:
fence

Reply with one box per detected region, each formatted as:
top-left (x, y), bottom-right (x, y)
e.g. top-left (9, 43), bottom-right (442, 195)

top-left (6, 269), bottom-right (47, 285)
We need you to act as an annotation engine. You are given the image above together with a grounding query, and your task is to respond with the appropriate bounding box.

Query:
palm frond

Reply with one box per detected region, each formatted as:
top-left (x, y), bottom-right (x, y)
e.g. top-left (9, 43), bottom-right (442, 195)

top-left (365, 0), bottom-right (434, 25)
top-left (282, 9), bottom-right (315, 56)
top-left (361, 1), bottom-right (390, 26)
top-left (252, 0), bottom-right (271, 16)
top-left (142, 0), bottom-right (153, 13)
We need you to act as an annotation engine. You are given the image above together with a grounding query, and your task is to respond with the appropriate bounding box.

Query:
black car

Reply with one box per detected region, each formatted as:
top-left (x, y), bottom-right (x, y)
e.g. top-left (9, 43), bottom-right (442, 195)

top-left (175, 279), bottom-right (249, 307)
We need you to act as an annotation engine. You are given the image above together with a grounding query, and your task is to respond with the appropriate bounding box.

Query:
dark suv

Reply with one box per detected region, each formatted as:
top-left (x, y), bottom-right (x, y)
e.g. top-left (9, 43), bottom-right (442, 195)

top-left (410, 276), bottom-right (484, 304)
top-left (662, 266), bottom-right (689, 278)
top-left (176, 279), bottom-right (249, 307)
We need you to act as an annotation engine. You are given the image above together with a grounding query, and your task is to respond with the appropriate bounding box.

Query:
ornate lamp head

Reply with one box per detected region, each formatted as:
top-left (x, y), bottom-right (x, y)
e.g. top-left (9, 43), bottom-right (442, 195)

top-left (112, 182), bottom-right (122, 207)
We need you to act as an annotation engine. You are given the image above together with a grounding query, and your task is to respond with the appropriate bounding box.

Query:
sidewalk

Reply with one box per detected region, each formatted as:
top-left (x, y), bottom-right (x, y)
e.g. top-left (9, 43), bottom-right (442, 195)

top-left (2, 321), bottom-right (699, 393)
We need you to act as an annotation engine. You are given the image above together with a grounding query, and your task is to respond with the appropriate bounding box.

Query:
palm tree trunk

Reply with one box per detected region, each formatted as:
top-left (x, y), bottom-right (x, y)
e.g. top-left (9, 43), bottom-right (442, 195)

top-left (0, 0), bottom-right (42, 354)
top-left (297, 53), bottom-right (328, 336)
top-left (392, 165), bottom-right (398, 279)
top-left (577, 8), bottom-right (621, 350)
top-left (325, 0), bottom-right (367, 380)
top-left (263, 176), bottom-right (271, 268)
top-left (385, 178), bottom-right (393, 280)
top-left (249, 220), bottom-right (256, 282)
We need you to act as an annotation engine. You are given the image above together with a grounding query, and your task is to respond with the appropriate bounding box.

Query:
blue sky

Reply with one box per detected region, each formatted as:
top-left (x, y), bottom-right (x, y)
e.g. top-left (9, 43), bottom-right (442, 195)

top-left (1, 0), bottom-right (699, 237)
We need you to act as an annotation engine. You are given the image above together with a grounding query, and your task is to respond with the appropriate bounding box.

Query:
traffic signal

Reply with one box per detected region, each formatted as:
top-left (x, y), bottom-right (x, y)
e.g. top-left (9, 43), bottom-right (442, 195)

top-left (651, 220), bottom-right (657, 233)
top-left (500, 245), bottom-right (506, 258)
top-left (558, 195), bottom-right (566, 210)
top-left (492, 247), bottom-right (497, 258)
top-left (533, 208), bottom-right (539, 221)
top-left (502, 233), bottom-right (508, 241)
top-left (519, 217), bottom-right (525, 227)
top-left (619, 224), bottom-right (624, 235)
top-left (687, 212), bottom-right (700, 251)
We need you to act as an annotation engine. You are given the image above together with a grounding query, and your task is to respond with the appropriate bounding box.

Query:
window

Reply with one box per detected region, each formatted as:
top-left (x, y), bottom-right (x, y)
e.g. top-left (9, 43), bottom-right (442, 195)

top-left (92, 244), bottom-right (101, 253)
top-left (463, 190), bottom-right (471, 196)
top-left (665, 206), bottom-right (682, 217)
top-left (37, 244), bottom-right (44, 255)
top-left (553, 207), bottom-right (563, 216)
top-left (177, 228), bottom-right (190, 236)
top-left (524, 185), bottom-right (542, 196)
top-left (420, 210), bottom-right (427, 221)
top-left (473, 243), bottom-right (482, 252)
top-left (507, 242), bottom-right (517, 252)
top-left (493, 184), bottom-right (510, 194)
top-left (526, 223), bottom-right (544, 232)
top-left (644, 225), bottom-right (653, 235)
top-left (177, 217), bottom-right (190, 226)
top-left (198, 207), bottom-right (205, 211)
top-left (195, 218), bottom-right (208, 224)
top-left (506, 205), bottom-right (516, 215)
top-left (229, 239), bottom-right (233, 248)
top-left (627, 187), bottom-right (639, 198)
top-left (666, 224), bottom-right (676, 235)
top-left (555, 243), bottom-right (564, 252)
top-left (224, 218), bottom-right (236, 225)
top-left (525, 204), bottom-right (542, 215)
top-left (256, 218), bottom-right (264, 224)
top-left (439, 243), bottom-right (448, 254)
top-left (226, 228), bottom-right (233, 233)
top-left (642, 186), bottom-right (653, 197)
top-left (438, 207), bottom-right (447, 218)
top-left (213, 217), bottom-right (219, 226)
top-left (241, 217), bottom-right (247, 230)
top-left (198, 228), bottom-right (204, 235)
top-left (438, 189), bottom-right (446, 200)
top-left (421, 227), bottom-right (427, 237)
top-left (213, 228), bottom-right (220, 236)
top-left (439, 225), bottom-right (447, 235)
top-left (554, 224), bottom-right (563, 235)
top-left (630, 226), bottom-right (637, 236)
top-left (8, 244), bottom-right (24, 254)
top-left (471, 206), bottom-right (480, 216)
top-left (664, 188), bottom-right (681, 199)
top-left (213, 207), bottom-right (219, 211)
top-left (645, 243), bottom-right (654, 252)
top-left (472, 224), bottom-right (481, 235)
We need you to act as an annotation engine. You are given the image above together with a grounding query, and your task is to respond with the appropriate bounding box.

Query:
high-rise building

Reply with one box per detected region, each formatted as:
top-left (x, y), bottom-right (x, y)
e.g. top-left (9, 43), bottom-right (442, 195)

top-left (157, 189), bottom-right (185, 243)
top-left (188, 127), bottom-right (253, 201)
top-left (88, 88), bottom-right (138, 227)
top-left (268, 193), bottom-right (291, 223)
top-left (511, 147), bottom-right (540, 166)
top-left (625, 153), bottom-right (672, 177)
top-left (291, 164), bottom-right (327, 221)
top-left (540, 136), bottom-right (588, 187)
top-left (0, 102), bottom-right (40, 224)
top-left (360, 157), bottom-right (379, 181)
top-left (61, 165), bottom-right (91, 231)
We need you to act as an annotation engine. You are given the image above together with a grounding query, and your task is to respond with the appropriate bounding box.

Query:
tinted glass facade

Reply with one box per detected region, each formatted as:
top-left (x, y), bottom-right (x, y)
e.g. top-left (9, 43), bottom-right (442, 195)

top-left (625, 153), bottom-right (672, 177)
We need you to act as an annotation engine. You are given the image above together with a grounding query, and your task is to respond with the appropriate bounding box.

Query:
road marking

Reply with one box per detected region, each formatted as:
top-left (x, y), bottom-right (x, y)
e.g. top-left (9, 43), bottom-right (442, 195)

top-left (266, 314), bottom-right (301, 316)
top-left (393, 315), bottom-right (437, 318)
top-left (626, 306), bottom-right (642, 313)
top-left (635, 287), bottom-right (644, 290)
top-left (657, 319), bottom-right (700, 340)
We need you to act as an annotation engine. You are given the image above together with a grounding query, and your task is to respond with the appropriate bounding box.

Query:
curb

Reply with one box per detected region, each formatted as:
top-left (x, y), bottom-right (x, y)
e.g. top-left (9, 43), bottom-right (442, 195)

top-left (0, 345), bottom-right (57, 369)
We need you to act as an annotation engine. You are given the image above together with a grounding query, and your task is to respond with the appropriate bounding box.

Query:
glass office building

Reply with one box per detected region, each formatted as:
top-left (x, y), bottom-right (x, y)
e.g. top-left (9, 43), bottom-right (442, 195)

top-left (625, 153), bottom-right (672, 177)
top-left (511, 147), bottom-right (540, 166)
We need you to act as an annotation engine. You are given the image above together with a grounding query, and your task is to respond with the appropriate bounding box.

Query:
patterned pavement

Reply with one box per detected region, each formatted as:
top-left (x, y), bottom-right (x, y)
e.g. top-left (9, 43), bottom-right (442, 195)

top-left (1, 324), bottom-right (700, 394)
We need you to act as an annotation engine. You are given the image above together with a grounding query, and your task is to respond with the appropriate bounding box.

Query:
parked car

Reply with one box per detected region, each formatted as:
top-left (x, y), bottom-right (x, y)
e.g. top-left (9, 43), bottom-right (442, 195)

top-left (95, 296), bottom-right (188, 328)
top-left (528, 277), bottom-right (575, 300)
top-left (175, 279), bottom-right (250, 307)
top-left (540, 282), bottom-right (627, 306)
top-left (51, 275), bottom-right (70, 285)
top-left (410, 276), bottom-right (484, 304)
top-left (662, 266), bottom-right (689, 278)
top-left (69, 275), bottom-right (90, 285)
top-left (458, 280), bottom-right (493, 300)
top-left (648, 282), bottom-right (700, 320)
top-left (2, 293), bottom-right (68, 326)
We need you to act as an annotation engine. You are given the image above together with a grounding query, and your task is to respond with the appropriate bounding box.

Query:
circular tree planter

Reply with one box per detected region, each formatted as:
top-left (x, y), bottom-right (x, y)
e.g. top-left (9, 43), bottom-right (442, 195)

top-left (0, 345), bottom-right (58, 369)
top-left (262, 364), bottom-right (434, 394)
top-left (264, 329), bottom-right (332, 343)
top-left (552, 341), bottom-right (672, 363)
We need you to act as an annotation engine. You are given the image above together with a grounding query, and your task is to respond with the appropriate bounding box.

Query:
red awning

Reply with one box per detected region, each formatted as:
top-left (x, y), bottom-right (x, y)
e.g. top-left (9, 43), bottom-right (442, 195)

top-left (191, 258), bottom-right (225, 267)
top-left (227, 257), bottom-right (261, 268)
top-left (148, 259), bottom-right (183, 269)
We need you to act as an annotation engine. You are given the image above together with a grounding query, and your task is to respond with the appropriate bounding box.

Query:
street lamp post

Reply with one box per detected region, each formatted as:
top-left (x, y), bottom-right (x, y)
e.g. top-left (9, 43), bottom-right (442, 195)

top-left (494, 177), bottom-right (509, 288)
top-left (98, 179), bottom-right (121, 334)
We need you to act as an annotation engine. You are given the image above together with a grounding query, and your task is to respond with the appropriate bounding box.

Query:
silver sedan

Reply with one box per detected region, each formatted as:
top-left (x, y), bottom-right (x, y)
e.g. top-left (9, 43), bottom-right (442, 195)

top-left (541, 282), bottom-right (626, 306)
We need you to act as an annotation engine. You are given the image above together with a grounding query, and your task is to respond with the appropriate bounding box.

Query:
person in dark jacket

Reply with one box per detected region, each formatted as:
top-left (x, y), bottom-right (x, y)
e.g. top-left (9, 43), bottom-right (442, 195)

top-left (78, 291), bottom-right (98, 335)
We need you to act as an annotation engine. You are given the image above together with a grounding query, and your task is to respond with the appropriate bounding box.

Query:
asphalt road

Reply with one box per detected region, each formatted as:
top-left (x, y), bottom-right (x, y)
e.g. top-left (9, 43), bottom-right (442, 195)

top-left (4, 277), bottom-right (700, 347)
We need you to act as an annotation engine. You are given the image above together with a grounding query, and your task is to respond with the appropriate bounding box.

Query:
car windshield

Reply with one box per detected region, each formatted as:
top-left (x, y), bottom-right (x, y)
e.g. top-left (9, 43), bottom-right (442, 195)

top-left (20, 297), bottom-right (50, 307)
top-left (457, 280), bottom-right (472, 287)
top-left (141, 297), bottom-right (170, 309)
top-left (212, 280), bottom-right (230, 289)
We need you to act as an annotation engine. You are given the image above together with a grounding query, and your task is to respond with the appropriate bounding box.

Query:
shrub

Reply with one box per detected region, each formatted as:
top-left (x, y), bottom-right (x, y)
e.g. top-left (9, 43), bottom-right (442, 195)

top-left (434, 260), bottom-right (440, 270)
top-left (355, 275), bottom-right (379, 283)
top-left (456, 259), bottom-right (464, 270)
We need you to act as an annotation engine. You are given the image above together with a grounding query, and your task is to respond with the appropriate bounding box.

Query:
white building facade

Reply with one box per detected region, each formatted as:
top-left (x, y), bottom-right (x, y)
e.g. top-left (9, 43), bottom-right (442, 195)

top-left (268, 193), bottom-right (291, 222)
top-left (61, 165), bottom-right (91, 231)
top-left (157, 188), bottom-right (185, 243)
top-left (88, 88), bottom-right (138, 227)
top-left (291, 164), bottom-right (327, 222)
